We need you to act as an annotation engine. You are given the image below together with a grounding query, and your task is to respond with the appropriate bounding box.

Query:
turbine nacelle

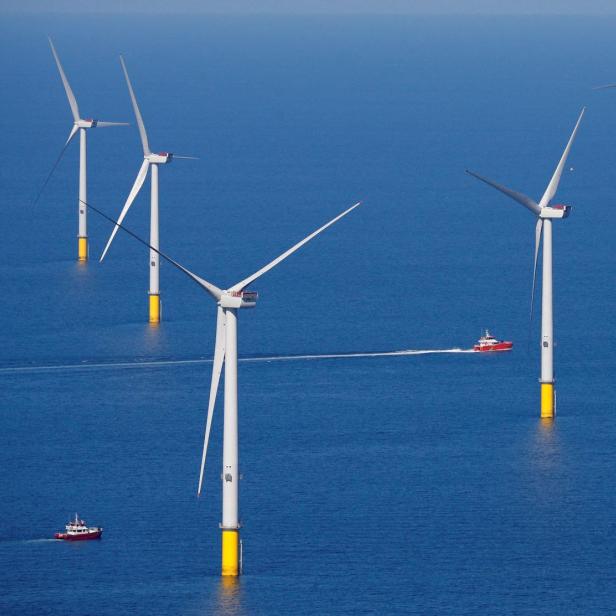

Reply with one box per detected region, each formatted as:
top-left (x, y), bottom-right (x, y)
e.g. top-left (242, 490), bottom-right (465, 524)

top-left (146, 152), bottom-right (173, 164)
top-left (539, 204), bottom-right (571, 219)
top-left (76, 118), bottom-right (97, 129)
top-left (219, 290), bottom-right (258, 309)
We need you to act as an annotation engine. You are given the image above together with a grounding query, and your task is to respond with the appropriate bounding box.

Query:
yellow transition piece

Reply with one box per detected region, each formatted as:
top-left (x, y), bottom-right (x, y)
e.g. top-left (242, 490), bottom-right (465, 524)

top-left (78, 237), bottom-right (88, 262)
top-left (541, 382), bottom-right (554, 419)
top-left (221, 529), bottom-right (240, 576)
top-left (149, 294), bottom-right (160, 324)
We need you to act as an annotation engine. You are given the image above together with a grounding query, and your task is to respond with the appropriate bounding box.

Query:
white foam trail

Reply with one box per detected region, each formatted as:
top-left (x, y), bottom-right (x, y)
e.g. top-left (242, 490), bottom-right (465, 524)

top-left (0, 538), bottom-right (58, 544)
top-left (0, 358), bottom-right (210, 375)
top-left (0, 348), bottom-right (475, 375)
top-left (242, 348), bottom-right (474, 362)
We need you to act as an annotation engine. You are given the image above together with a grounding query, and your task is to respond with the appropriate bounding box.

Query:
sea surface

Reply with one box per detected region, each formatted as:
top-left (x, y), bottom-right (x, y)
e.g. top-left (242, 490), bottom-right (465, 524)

top-left (1, 13), bottom-right (616, 615)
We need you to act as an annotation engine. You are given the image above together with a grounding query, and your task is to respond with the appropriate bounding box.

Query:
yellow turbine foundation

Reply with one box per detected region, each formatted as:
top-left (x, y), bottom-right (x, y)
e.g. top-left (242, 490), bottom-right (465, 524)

top-left (541, 382), bottom-right (554, 419)
top-left (78, 237), bottom-right (88, 262)
top-left (221, 529), bottom-right (240, 576)
top-left (149, 294), bottom-right (161, 324)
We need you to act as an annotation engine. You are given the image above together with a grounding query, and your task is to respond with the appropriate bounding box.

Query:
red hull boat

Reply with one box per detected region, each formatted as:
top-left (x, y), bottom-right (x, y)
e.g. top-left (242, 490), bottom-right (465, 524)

top-left (54, 514), bottom-right (103, 541)
top-left (473, 330), bottom-right (513, 352)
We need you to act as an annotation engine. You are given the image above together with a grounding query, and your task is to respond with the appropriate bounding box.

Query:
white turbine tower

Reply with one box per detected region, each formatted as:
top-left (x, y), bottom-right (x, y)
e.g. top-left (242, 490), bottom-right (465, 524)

top-left (100, 56), bottom-right (195, 324)
top-left (466, 108), bottom-right (585, 419)
top-left (35, 38), bottom-right (127, 261)
top-left (87, 199), bottom-right (360, 575)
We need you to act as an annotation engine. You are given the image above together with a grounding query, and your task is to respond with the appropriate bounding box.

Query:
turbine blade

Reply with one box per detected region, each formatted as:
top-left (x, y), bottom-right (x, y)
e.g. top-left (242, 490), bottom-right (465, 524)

top-left (198, 306), bottom-right (226, 497)
top-left (172, 155), bottom-right (199, 160)
top-left (530, 218), bottom-right (543, 325)
top-left (120, 56), bottom-right (151, 156)
top-left (100, 159), bottom-right (150, 261)
top-left (32, 124), bottom-right (79, 206)
top-left (48, 38), bottom-right (80, 122)
top-left (96, 121), bottom-right (130, 128)
top-left (592, 83), bottom-right (616, 90)
top-left (538, 108), bottom-right (585, 208)
top-left (466, 170), bottom-right (541, 215)
top-left (85, 200), bottom-right (222, 300)
top-left (64, 124), bottom-right (79, 146)
top-left (229, 201), bottom-right (361, 293)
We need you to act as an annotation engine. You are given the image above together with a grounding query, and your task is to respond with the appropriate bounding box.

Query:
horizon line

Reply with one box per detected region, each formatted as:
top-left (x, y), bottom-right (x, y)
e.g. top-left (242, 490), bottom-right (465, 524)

top-left (5, 10), bottom-right (616, 16)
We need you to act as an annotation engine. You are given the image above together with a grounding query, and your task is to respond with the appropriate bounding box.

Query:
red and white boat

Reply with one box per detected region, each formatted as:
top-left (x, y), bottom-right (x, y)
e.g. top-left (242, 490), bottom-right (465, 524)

top-left (473, 329), bottom-right (513, 352)
top-left (54, 514), bottom-right (103, 541)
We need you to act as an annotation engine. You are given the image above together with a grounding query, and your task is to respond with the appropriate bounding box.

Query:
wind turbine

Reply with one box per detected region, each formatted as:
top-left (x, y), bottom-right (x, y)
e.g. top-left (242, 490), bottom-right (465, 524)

top-left (100, 56), bottom-right (195, 324)
top-left (86, 198), bottom-right (360, 575)
top-left (35, 38), bottom-right (128, 261)
top-left (466, 108), bottom-right (585, 419)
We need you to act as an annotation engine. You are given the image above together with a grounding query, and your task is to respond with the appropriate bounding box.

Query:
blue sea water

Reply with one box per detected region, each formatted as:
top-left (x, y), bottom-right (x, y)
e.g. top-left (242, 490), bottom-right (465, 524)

top-left (1, 13), bottom-right (616, 615)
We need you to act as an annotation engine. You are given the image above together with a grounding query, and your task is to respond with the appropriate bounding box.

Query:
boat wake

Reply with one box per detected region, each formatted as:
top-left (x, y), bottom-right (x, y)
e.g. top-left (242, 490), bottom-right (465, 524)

top-left (0, 538), bottom-right (57, 545)
top-left (0, 348), bottom-right (475, 375)
top-left (244, 348), bottom-right (474, 362)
